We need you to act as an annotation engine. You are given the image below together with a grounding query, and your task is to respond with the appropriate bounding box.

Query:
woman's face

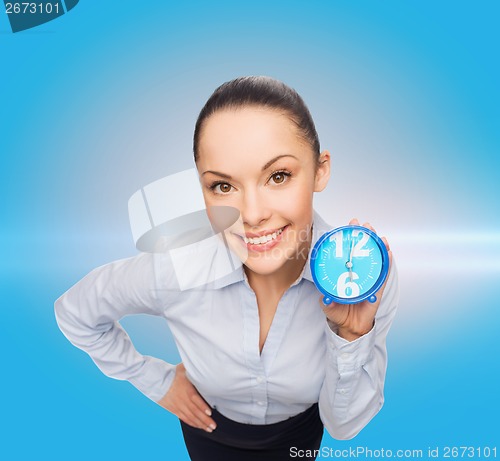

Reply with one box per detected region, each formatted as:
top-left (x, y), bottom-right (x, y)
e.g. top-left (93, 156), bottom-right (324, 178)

top-left (197, 106), bottom-right (330, 277)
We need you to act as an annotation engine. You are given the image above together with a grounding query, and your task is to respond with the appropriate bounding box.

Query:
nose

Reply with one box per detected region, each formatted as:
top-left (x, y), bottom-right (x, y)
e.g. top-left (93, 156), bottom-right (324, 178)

top-left (240, 188), bottom-right (271, 229)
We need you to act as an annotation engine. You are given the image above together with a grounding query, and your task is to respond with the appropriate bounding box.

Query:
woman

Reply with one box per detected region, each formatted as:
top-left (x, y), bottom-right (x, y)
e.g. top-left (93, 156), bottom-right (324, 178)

top-left (55, 76), bottom-right (399, 460)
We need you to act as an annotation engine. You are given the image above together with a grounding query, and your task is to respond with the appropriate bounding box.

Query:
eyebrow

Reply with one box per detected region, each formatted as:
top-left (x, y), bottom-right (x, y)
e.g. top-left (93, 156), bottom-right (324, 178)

top-left (202, 154), bottom-right (299, 179)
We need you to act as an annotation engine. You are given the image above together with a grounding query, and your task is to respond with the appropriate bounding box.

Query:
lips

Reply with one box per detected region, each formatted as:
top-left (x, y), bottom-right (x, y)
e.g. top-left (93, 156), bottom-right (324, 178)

top-left (232, 225), bottom-right (289, 251)
top-left (242, 227), bottom-right (285, 245)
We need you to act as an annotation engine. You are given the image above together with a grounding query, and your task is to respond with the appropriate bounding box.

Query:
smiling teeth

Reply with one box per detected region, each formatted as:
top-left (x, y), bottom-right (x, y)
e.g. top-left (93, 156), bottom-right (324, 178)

top-left (243, 228), bottom-right (284, 245)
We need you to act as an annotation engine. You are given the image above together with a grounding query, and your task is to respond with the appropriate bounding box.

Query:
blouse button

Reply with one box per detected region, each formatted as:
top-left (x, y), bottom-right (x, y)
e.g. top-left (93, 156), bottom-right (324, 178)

top-left (256, 376), bottom-right (264, 384)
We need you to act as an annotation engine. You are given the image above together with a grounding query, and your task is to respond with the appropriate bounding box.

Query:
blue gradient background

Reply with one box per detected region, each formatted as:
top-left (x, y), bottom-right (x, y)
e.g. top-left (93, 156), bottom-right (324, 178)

top-left (1, 1), bottom-right (499, 460)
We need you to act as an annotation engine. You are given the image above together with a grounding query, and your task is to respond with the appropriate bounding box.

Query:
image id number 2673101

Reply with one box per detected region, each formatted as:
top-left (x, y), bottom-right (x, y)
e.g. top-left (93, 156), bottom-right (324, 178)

top-left (441, 446), bottom-right (497, 458)
top-left (5, 2), bottom-right (61, 14)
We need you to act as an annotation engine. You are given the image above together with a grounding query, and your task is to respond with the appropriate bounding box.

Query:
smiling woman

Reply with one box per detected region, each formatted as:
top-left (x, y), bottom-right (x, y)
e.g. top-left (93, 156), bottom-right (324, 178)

top-left (54, 76), bottom-right (399, 461)
top-left (198, 106), bottom-right (329, 279)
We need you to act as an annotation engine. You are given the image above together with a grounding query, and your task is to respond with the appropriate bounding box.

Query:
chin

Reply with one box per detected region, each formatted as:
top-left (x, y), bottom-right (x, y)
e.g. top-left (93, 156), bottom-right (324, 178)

top-left (243, 242), bottom-right (304, 275)
top-left (243, 257), bottom-right (289, 276)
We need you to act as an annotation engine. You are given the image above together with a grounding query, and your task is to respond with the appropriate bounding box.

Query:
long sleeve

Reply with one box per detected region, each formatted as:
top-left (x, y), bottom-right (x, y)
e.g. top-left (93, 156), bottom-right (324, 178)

top-left (54, 252), bottom-right (176, 402)
top-left (318, 260), bottom-right (399, 439)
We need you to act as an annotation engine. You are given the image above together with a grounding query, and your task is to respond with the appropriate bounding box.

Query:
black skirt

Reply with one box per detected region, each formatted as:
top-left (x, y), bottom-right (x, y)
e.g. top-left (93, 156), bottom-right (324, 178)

top-left (180, 403), bottom-right (324, 461)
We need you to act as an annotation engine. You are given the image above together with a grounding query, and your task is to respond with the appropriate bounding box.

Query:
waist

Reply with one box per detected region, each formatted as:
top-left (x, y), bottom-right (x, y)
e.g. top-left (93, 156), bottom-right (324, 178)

top-left (181, 402), bottom-right (324, 451)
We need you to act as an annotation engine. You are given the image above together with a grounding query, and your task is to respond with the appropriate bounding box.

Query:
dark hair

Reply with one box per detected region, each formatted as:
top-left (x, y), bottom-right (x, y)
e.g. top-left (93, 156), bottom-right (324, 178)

top-left (193, 76), bottom-right (320, 162)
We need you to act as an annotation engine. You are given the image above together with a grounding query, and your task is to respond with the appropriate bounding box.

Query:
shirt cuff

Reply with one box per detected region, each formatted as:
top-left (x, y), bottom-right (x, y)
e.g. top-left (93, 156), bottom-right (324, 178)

top-left (325, 320), bottom-right (376, 373)
top-left (127, 356), bottom-right (177, 402)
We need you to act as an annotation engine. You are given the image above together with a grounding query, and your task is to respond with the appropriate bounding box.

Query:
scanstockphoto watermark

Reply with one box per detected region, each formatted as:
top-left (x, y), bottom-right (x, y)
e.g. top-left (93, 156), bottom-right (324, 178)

top-left (290, 446), bottom-right (424, 459)
top-left (290, 445), bottom-right (498, 459)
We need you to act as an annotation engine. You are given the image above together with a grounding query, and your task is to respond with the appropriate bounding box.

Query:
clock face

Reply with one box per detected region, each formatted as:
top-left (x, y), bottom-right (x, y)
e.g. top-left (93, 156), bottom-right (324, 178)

top-left (310, 225), bottom-right (389, 304)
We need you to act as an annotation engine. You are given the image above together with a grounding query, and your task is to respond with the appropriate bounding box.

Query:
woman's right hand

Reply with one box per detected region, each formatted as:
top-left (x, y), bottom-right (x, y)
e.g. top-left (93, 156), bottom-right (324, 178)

top-left (157, 363), bottom-right (217, 433)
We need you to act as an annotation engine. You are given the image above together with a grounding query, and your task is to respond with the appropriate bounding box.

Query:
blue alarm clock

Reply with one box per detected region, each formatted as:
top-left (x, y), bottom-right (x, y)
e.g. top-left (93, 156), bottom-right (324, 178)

top-left (310, 225), bottom-right (389, 305)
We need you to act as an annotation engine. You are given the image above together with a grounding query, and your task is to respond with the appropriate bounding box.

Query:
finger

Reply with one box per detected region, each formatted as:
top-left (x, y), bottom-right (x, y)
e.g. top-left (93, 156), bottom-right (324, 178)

top-left (190, 394), bottom-right (217, 429)
top-left (382, 236), bottom-right (391, 252)
top-left (191, 393), bottom-right (213, 417)
top-left (190, 406), bottom-right (217, 431)
top-left (319, 296), bottom-right (350, 326)
top-left (362, 222), bottom-right (376, 233)
top-left (375, 249), bottom-right (392, 299)
top-left (177, 410), bottom-right (198, 429)
top-left (349, 218), bottom-right (360, 225)
top-left (184, 407), bottom-right (215, 432)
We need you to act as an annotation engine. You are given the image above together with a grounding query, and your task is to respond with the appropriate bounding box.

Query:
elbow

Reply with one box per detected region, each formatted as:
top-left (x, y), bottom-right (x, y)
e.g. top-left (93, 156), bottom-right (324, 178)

top-left (335, 430), bottom-right (360, 441)
top-left (54, 295), bottom-right (69, 338)
top-left (54, 295), bottom-right (64, 327)
top-left (321, 396), bottom-right (385, 441)
top-left (54, 293), bottom-right (80, 343)
top-left (324, 423), bottom-right (362, 441)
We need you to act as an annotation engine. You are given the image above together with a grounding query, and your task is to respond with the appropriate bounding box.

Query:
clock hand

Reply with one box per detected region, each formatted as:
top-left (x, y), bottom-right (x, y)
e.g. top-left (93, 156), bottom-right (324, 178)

top-left (346, 235), bottom-right (355, 281)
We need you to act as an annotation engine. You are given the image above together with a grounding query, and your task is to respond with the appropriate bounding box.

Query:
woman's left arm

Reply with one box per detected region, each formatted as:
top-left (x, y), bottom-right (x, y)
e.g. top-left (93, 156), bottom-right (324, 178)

top-left (318, 222), bottom-right (400, 440)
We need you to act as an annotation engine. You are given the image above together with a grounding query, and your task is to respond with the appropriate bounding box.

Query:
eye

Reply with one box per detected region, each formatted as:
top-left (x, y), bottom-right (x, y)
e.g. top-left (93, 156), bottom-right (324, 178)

top-left (268, 170), bottom-right (291, 185)
top-left (211, 182), bottom-right (233, 194)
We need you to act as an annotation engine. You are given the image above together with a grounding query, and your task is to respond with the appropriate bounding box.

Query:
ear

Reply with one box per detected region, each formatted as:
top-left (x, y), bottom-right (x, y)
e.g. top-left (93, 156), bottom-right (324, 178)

top-left (314, 150), bottom-right (331, 192)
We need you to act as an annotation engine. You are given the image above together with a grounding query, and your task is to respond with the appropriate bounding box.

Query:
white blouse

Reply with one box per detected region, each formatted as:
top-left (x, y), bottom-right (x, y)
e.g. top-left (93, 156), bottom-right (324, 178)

top-left (54, 211), bottom-right (399, 440)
